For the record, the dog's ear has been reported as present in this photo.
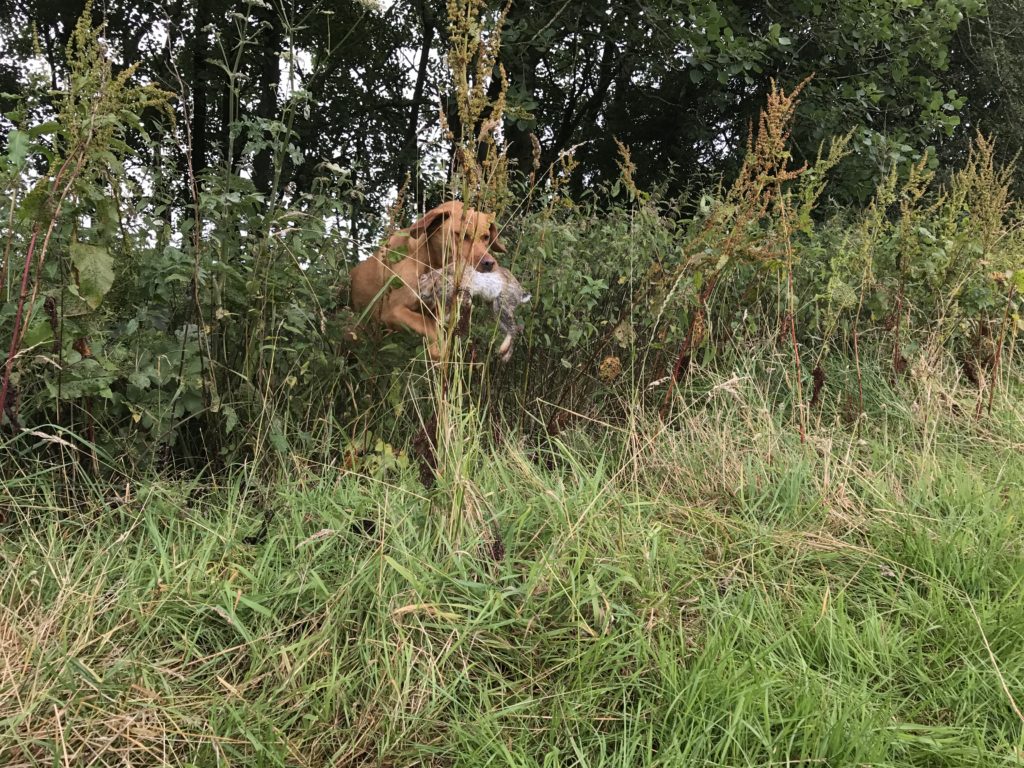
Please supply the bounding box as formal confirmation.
[409,206,451,239]
[488,221,507,253]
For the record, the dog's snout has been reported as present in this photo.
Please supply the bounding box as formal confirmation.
[478,258,495,273]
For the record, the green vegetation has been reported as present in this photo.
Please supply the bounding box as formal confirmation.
[3,4,1024,766]
[4,357,1024,766]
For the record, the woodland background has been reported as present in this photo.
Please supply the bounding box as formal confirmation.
[3,0,1023,219]
[2,3,1024,766]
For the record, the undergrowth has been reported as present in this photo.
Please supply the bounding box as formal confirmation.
[1,6,1022,471]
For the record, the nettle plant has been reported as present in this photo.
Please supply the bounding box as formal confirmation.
[0,9,174,455]
[829,134,1023,382]
[0,7,358,467]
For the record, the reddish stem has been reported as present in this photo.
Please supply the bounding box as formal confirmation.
[662,273,718,413]
[0,226,42,422]
[786,265,806,444]
[0,151,83,427]
[986,284,1016,416]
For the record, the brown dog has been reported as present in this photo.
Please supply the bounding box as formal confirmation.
[349,201,506,358]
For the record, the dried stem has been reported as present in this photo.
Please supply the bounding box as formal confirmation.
[986,284,1016,416]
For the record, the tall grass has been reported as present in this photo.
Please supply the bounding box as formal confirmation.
[3,356,1023,766]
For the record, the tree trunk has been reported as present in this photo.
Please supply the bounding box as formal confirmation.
[191,0,210,186]
[397,0,436,201]
[502,40,541,181]
[252,3,283,199]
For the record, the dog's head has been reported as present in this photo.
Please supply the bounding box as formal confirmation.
[409,201,506,273]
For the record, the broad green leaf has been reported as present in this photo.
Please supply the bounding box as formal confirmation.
[1013,270,1024,294]
[222,404,239,435]
[7,129,29,166]
[27,120,60,137]
[22,317,54,348]
[70,243,115,310]
[128,372,150,390]
[180,391,204,414]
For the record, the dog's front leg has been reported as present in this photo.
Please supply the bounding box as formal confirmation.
[451,289,473,341]
[381,303,441,357]
[426,291,472,360]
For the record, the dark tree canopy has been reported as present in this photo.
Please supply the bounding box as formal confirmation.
[0,0,1017,230]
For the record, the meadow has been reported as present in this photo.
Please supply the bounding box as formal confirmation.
[4,351,1024,766]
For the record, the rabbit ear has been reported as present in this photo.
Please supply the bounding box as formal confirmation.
[520,292,532,304]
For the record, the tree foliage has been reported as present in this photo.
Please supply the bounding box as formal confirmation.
[1,0,1016,217]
